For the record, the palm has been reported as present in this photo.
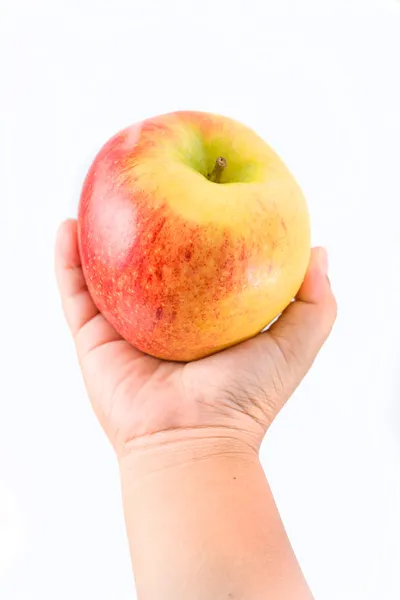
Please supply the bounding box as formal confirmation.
[56,220,336,454]
[78,326,283,453]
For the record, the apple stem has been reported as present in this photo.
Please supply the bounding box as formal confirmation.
[208,156,227,183]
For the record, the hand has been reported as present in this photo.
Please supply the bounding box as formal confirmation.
[55,219,336,458]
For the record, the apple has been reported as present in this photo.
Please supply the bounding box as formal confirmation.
[78,111,310,362]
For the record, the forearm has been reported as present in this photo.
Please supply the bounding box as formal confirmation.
[119,432,313,600]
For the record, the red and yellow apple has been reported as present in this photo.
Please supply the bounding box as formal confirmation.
[78,111,310,362]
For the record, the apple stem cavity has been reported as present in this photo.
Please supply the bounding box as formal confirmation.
[208,156,227,183]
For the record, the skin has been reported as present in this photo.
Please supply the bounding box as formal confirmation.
[55,219,337,599]
[78,111,310,361]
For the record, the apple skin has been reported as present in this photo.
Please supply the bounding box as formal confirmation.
[78,111,310,362]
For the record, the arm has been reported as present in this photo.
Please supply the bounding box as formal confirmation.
[55,221,335,600]
[119,433,313,600]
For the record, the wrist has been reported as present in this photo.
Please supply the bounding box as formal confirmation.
[118,426,259,481]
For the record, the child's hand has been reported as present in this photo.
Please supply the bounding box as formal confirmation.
[55,219,336,458]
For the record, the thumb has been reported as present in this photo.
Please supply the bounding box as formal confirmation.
[267,247,337,390]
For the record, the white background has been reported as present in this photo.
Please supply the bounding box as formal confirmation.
[1,0,400,598]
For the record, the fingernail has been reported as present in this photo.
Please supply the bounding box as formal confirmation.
[318,248,329,275]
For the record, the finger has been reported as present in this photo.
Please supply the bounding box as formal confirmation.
[54,219,122,354]
[267,247,337,382]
